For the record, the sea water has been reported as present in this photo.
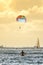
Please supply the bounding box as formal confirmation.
[0,48,43,65]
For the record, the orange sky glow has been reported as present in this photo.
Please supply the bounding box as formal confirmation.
[0,0,43,47]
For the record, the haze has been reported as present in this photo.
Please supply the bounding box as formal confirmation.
[0,0,43,47]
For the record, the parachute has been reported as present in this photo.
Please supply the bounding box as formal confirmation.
[16,15,26,22]
[16,15,26,29]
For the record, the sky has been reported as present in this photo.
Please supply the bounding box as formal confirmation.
[0,0,43,47]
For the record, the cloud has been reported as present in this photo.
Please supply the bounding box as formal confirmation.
[0,2,43,32]
[0,2,6,11]
[0,5,43,20]
[0,5,43,24]
[28,6,43,20]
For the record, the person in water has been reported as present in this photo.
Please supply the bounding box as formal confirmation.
[21,50,25,56]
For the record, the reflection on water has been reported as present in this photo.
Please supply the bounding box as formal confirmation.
[0,48,43,65]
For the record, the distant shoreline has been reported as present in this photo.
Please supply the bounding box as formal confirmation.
[0,47,43,54]
[0,46,43,49]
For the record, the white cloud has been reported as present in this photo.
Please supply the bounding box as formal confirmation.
[0,5,43,20]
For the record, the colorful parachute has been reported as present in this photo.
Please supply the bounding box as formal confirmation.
[16,15,26,22]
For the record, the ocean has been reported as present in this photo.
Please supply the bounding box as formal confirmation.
[0,47,43,65]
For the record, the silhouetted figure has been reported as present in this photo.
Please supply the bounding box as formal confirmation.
[19,26,21,29]
[21,50,25,56]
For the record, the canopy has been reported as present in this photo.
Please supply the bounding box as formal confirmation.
[16,15,26,22]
